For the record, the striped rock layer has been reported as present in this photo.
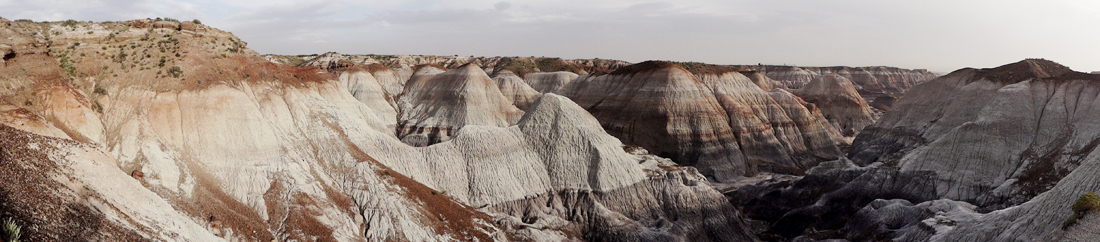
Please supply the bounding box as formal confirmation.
[556,61,843,181]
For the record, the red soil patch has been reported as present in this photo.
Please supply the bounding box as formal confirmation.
[378,164,501,241]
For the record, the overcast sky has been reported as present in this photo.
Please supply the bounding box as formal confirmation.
[2,0,1099,72]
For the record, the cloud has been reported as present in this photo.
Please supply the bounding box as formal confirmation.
[494,1,511,11]
[0,0,204,22]
[3,0,1100,72]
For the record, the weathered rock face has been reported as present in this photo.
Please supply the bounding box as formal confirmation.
[747,65,938,110]
[757,65,937,94]
[0,19,509,241]
[792,73,876,137]
[491,70,542,110]
[740,71,779,91]
[849,59,1091,206]
[556,61,843,181]
[700,71,844,175]
[366,93,761,241]
[524,71,580,93]
[0,125,223,241]
[0,44,12,64]
[843,59,1100,241]
[396,64,525,146]
[759,66,820,89]
[338,70,399,130]
[105,81,508,241]
[735,59,1100,241]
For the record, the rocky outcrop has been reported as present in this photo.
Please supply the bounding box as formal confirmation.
[700,71,844,175]
[764,66,819,89]
[367,93,761,241]
[556,61,843,181]
[1,19,509,241]
[740,71,779,91]
[848,59,1090,206]
[491,70,541,110]
[396,64,524,146]
[294,53,630,78]
[338,70,399,130]
[792,73,876,137]
[846,59,1100,241]
[332,62,407,95]
[744,65,938,110]
[394,64,446,111]
[756,65,937,94]
[524,71,580,93]
[735,59,1100,241]
[0,44,11,64]
[0,125,223,241]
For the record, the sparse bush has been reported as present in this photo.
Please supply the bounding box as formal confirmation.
[192,19,201,24]
[115,50,127,62]
[1074,192,1100,214]
[94,86,107,95]
[91,101,104,113]
[23,100,31,106]
[167,66,183,78]
[1064,192,1100,229]
[61,19,78,27]
[3,217,21,242]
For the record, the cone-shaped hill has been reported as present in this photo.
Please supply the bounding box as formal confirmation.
[396,64,524,146]
[369,93,761,241]
[793,73,876,137]
[491,70,542,110]
[556,61,844,181]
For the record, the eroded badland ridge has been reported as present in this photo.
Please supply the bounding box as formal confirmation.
[3,17,1095,242]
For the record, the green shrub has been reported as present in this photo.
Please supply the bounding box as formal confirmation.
[167,66,183,78]
[191,19,201,24]
[3,217,20,242]
[91,101,104,113]
[1064,192,1100,229]
[93,86,107,95]
[1073,192,1100,214]
[61,19,78,27]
